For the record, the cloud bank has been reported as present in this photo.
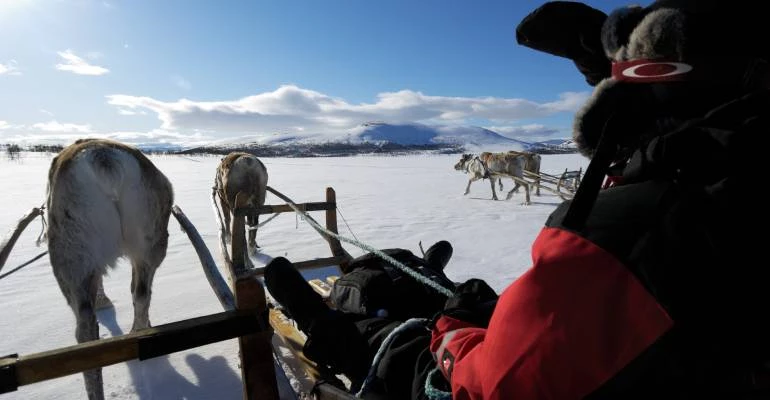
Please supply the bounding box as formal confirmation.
[107,85,588,138]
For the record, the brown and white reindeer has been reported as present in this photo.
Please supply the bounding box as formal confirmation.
[454,152,532,204]
[214,152,268,252]
[46,138,173,400]
[504,150,542,196]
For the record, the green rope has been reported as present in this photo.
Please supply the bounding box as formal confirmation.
[424,367,452,400]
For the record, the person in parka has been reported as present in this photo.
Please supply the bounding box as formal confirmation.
[264,0,770,399]
[430,0,770,398]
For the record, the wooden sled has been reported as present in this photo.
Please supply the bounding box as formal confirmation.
[1,186,360,400]
[217,186,366,399]
[523,168,582,200]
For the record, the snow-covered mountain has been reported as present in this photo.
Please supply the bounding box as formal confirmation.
[3,122,577,156]
[176,122,575,156]
[350,122,529,147]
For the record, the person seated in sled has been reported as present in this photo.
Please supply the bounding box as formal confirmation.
[265,240,472,399]
[267,0,770,398]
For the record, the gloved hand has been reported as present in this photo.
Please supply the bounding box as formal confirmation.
[441,278,498,328]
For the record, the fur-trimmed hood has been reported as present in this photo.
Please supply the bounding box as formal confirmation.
[517,0,770,157]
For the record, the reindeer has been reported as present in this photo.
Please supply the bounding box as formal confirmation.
[46,138,173,400]
[503,150,542,196]
[214,152,268,252]
[454,152,531,204]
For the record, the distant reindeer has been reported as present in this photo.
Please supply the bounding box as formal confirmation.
[46,138,173,400]
[503,150,542,196]
[214,152,268,252]
[454,152,531,204]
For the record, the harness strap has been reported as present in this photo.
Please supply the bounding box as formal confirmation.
[563,112,620,231]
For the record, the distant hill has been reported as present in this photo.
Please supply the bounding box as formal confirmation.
[176,122,577,157]
[3,122,578,156]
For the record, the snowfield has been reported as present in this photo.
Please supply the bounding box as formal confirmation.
[0,151,588,400]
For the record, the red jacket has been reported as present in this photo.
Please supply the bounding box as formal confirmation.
[430,227,672,399]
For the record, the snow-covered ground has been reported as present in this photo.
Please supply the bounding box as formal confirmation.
[0,151,588,399]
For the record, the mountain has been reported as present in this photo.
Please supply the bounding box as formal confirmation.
[175,122,578,157]
[3,123,578,156]
[350,122,528,148]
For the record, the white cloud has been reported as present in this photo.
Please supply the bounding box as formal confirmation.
[32,120,92,133]
[55,50,109,76]
[486,124,562,139]
[117,108,146,116]
[0,121,10,129]
[106,84,589,137]
[0,60,21,76]
[86,51,103,60]
[172,75,192,90]
[40,109,55,117]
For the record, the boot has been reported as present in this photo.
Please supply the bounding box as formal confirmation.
[264,257,327,332]
[423,240,453,271]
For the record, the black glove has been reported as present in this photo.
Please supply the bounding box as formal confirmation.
[442,279,498,328]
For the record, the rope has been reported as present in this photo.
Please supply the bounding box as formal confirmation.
[336,205,359,242]
[424,367,452,400]
[355,318,430,398]
[282,200,453,298]
[35,205,47,246]
[0,251,48,280]
[246,212,280,231]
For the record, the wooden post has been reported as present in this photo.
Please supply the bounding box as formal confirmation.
[229,211,279,400]
[324,188,351,273]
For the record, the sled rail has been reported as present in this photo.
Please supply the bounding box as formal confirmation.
[0,207,44,273]
[0,310,261,394]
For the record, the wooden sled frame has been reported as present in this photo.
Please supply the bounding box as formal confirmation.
[523,168,582,200]
[0,187,357,399]
[225,186,358,400]
[0,205,268,398]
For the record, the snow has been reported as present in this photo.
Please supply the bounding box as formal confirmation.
[0,151,588,399]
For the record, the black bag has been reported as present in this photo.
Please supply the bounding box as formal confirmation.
[330,249,452,320]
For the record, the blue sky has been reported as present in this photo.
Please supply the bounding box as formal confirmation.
[0,0,635,146]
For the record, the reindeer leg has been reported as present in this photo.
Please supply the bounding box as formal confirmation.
[464,179,473,195]
[247,214,259,252]
[490,178,499,201]
[130,259,158,332]
[74,274,105,400]
[50,244,105,400]
[498,179,503,191]
[222,202,232,243]
[521,183,531,205]
[505,180,519,200]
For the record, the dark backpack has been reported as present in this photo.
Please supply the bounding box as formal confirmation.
[329,249,453,320]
